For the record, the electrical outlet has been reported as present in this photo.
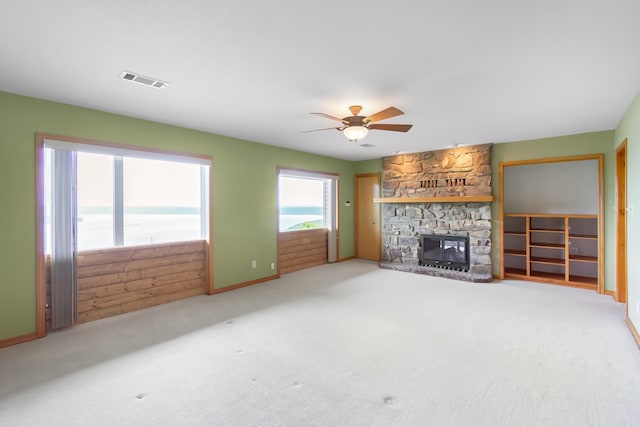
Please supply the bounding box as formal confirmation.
[270,262,275,270]
[251,260,256,269]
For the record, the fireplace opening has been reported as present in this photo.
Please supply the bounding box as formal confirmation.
[419,234,470,271]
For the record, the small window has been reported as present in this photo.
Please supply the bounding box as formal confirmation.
[277,168,339,262]
[278,175,327,232]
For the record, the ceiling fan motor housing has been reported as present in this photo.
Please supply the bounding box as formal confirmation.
[345,116,367,127]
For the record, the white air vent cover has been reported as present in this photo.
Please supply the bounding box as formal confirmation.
[120,71,168,89]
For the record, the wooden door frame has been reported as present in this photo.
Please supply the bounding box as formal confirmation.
[355,173,381,261]
[615,139,628,304]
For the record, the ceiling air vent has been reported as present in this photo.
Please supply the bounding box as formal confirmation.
[120,71,168,89]
[360,143,376,148]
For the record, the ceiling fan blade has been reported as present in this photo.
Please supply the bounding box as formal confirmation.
[364,106,404,123]
[301,127,342,133]
[368,123,413,132]
[310,112,346,123]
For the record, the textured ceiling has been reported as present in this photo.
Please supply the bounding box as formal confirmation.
[1,0,639,160]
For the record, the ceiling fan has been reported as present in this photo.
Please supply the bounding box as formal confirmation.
[303,105,413,142]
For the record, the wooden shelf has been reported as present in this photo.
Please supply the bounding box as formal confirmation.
[530,228,564,233]
[530,242,564,249]
[530,271,566,282]
[501,213,600,289]
[505,268,527,277]
[569,255,598,263]
[569,275,598,286]
[530,256,565,266]
[374,195,495,204]
[569,234,597,240]
[504,249,526,256]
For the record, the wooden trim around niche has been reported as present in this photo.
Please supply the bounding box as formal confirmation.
[499,153,603,168]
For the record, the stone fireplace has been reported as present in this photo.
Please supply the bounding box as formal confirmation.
[377,144,493,282]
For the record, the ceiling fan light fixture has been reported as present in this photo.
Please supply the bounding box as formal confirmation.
[343,125,368,142]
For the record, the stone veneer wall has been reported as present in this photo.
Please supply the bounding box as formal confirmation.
[382,202,492,276]
[380,144,493,278]
[382,144,492,198]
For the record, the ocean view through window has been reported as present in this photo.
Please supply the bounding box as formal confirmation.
[44,141,210,253]
[278,176,326,231]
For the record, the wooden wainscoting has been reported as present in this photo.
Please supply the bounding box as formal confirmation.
[75,241,207,324]
[278,228,328,275]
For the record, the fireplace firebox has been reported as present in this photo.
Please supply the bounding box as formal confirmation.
[420,234,470,271]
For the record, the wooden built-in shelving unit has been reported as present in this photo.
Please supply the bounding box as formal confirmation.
[502,213,599,289]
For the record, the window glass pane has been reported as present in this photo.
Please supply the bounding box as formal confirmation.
[278,176,325,231]
[77,152,114,250]
[123,157,201,245]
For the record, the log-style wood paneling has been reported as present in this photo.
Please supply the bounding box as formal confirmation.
[46,241,208,327]
[76,241,207,323]
[278,228,328,275]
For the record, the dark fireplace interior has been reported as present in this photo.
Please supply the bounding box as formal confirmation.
[420,234,470,271]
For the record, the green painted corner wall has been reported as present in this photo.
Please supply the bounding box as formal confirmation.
[490,131,615,288]
[614,90,640,333]
[354,158,383,174]
[0,91,356,340]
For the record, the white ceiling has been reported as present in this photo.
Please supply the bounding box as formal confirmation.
[1,1,639,161]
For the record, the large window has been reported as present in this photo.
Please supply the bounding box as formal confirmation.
[44,140,210,252]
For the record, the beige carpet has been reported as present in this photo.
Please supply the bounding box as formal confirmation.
[1,260,639,426]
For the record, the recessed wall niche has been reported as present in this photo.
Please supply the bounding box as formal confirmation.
[499,154,604,292]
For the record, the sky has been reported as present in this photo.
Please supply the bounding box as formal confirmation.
[77,153,201,207]
[73,152,324,208]
[278,176,324,207]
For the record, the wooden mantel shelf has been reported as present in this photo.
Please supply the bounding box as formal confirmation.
[373,195,495,204]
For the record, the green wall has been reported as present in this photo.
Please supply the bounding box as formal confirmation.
[614,90,640,333]
[354,158,383,174]
[491,132,615,287]
[0,91,356,340]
